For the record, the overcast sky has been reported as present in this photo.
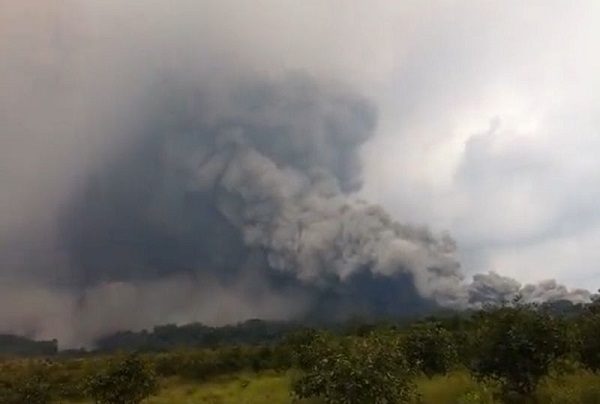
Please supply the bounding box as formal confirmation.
[2,0,600,293]
[358,1,600,290]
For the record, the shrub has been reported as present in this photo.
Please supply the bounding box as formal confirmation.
[85,355,157,404]
[416,371,498,404]
[0,367,52,404]
[292,332,416,404]
[287,329,330,371]
[575,309,600,372]
[537,369,600,404]
[401,322,458,377]
[470,305,569,398]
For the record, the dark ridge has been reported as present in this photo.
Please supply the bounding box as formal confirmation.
[0,334,58,357]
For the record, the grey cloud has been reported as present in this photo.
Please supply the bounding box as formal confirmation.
[468,272,591,307]
[0,1,594,346]
[53,75,464,345]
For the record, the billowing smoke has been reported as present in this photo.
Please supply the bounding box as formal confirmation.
[0,1,591,347]
[53,75,465,342]
[468,272,591,306]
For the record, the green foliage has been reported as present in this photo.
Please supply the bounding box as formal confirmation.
[145,371,299,404]
[0,365,52,404]
[401,322,458,377]
[416,371,498,404]
[292,332,416,404]
[285,329,327,371]
[455,390,497,404]
[95,319,301,352]
[575,308,600,372]
[537,369,600,404]
[3,304,600,403]
[153,344,289,381]
[85,355,158,404]
[0,335,57,357]
[469,305,570,398]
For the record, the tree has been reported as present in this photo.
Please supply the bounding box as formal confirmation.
[292,332,416,404]
[285,328,325,370]
[470,305,569,398]
[401,322,458,377]
[85,355,157,404]
[575,304,600,371]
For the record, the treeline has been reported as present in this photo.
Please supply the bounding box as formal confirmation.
[0,342,297,403]
[0,335,57,358]
[0,300,586,357]
[2,300,600,402]
[95,319,304,352]
[0,319,304,357]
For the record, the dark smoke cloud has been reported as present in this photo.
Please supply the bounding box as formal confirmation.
[0,1,591,347]
[56,75,461,338]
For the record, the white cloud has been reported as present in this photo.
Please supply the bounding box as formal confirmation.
[361,0,600,289]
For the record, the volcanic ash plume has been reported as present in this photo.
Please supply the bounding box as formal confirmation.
[1,74,591,346]
[0,3,591,346]
[58,77,465,339]
[468,272,591,306]
[62,74,590,342]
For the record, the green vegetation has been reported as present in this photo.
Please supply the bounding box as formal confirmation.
[2,301,600,403]
[575,304,600,372]
[0,335,57,357]
[401,322,458,377]
[537,369,600,404]
[292,332,416,403]
[95,320,303,352]
[84,355,157,404]
[0,368,52,404]
[470,305,570,398]
[147,372,297,404]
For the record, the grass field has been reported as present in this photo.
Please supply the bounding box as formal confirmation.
[143,370,600,404]
[146,371,298,404]
[63,368,600,403]
[141,370,496,404]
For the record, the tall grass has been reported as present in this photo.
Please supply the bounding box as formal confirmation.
[416,371,497,404]
[145,369,600,404]
[144,370,495,403]
[537,370,600,404]
[146,371,309,404]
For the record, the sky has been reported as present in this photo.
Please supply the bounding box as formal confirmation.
[1,0,600,344]
[357,1,600,290]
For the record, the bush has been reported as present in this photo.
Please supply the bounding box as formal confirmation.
[537,369,600,404]
[292,332,416,404]
[0,367,52,404]
[470,305,569,398]
[575,309,600,372]
[85,355,157,404]
[286,329,329,371]
[401,322,458,377]
[416,371,498,404]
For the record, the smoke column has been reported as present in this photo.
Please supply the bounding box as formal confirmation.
[0,1,590,347]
